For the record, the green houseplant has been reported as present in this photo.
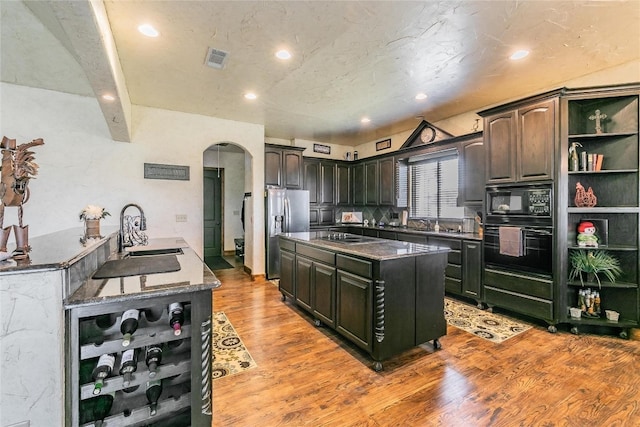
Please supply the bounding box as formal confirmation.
[569,250,623,288]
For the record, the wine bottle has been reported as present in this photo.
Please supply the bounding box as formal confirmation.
[120,309,140,346]
[146,379,163,416]
[92,392,115,427]
[168,302,184,336]
[92,353,115,395]
[145,344,163,378]
[119,348,138,389]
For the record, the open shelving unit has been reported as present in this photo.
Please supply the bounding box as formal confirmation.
[559,84,640,338]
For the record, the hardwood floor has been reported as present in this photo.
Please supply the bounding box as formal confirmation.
[210,263,640,426]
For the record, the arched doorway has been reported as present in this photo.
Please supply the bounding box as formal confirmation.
[203,143,247,270]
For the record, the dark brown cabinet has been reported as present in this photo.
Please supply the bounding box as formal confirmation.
[482,96,558,184]
[352,163,365,205]
[265,144,305,189]
[462,240,482,298]
[303,159,335,205]
[336,163,351,205]
[280,249,296,300]
[365,161,379,205]
[378,157,395,206]
[459,133,485,205]
[336,270,372,350]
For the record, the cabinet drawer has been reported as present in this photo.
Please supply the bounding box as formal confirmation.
[445,277,462,294]
[396,233,427,244]
[429,237,462,250]
[280,239,296,252]
[336,254,373,279]
[297,244,335,265]
[484,268,553,300]
[446,264,462,280]
[448,249,461,265]
[378,230,397,240]
[484,286,554,321]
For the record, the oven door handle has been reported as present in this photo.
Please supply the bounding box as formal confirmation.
[523,228,553,236]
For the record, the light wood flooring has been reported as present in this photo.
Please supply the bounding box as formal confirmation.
[210,260,640,426]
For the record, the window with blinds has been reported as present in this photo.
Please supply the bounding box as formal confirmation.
[408,149,463,219]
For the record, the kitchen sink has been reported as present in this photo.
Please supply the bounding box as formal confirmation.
[126,247,184,257]
[318,233,378,244]
[92,255,181,279]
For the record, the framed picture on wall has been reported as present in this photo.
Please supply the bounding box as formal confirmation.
[313,144,331,154]
[376,139,391,151]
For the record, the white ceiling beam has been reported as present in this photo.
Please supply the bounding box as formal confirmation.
[26,0,132,142]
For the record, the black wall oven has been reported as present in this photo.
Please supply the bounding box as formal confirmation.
[484,184,553,278]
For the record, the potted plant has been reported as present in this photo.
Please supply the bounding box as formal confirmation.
[79,205,110,239]
[569,249,622,288]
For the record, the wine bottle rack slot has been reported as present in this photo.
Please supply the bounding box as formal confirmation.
[81,392,191,427]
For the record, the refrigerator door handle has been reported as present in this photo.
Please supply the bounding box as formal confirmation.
[283,196,290,232]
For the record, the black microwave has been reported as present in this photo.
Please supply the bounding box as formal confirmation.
[486,185,552,218]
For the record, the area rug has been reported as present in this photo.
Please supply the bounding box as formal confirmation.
[205,256,234,270]
[212,312,257,380]
[444,297,532,343]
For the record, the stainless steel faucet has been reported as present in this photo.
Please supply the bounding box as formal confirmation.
[119,203,147,252]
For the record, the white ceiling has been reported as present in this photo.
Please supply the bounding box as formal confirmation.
[2,1,639,145]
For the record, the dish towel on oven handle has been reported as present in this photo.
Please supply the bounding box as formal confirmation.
[499,226,524,257]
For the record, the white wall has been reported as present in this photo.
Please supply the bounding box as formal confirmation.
[203,148,246,252]
[0,82,266,274]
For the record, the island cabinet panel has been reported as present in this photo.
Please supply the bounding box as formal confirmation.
[336,270,373,351]
[279,235,448,370]
[280,249,296,300]
[295,256,314,311]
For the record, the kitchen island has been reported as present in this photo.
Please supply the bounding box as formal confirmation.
[279,231,449,371]
[0,228,220,427]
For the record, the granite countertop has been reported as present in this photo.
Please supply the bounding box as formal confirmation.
[0,226,119,274]
[281,231,450,261]
[66,241,221,309]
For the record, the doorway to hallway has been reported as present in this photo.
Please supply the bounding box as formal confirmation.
[203,168,233,270]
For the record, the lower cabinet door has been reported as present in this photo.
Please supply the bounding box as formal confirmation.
[336,270,373,352]
[279,250,296,299]
[312,262,336,327]
[462,240,482,298]
[295,256,313,311]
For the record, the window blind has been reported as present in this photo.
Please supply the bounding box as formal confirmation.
[409,150,461,219]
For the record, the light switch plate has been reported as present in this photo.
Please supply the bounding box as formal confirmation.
[176,214,187,222]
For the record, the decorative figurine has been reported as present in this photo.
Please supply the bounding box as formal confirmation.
[574,182,597,207]
[577,221,599,248]
[588,109,607,134]
[0,136,44,259]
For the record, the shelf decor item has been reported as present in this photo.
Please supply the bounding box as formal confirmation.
[79,205,110,239]
[588,109,607,134]
[574,182,597,207]
[569,249,622,288]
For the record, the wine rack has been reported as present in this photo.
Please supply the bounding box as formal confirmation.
[65,291,212,426]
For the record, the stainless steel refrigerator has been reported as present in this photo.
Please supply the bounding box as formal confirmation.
[266,188,310,279]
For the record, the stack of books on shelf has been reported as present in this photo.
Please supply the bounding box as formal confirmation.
[580,152,604,171]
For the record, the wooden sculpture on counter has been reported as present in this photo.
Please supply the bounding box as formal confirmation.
[0,136,44,259]
[574,182,597,208]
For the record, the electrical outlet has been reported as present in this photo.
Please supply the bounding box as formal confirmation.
[176,214,187,222]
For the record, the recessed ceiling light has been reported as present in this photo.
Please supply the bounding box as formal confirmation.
[102,94,115,101]
[415,93,427,100]
[510,49,529,60]
[275,49,292,60]
[361,117,371,124]
[244,92,257,100]
[138,24,159,37]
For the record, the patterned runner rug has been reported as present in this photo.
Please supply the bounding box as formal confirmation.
[444,297,532,343]
[212,312,257,380]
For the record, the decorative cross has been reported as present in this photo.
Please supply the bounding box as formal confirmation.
[588,109,607,134]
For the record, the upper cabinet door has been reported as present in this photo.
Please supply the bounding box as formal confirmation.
[265,148,283,187]
[378,157,395,206]
[485,111,517,184]
[283,150,303,189]
[336,164,351,206]
[365,161,379,205]
[460,138,485,205]
[303,160,320,204]
[320,162,336,205]
[517,99,556,182]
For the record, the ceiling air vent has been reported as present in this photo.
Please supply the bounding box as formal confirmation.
[205,47,229,69]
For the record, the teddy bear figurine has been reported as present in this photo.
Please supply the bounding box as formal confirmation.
[577,221,599,248]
